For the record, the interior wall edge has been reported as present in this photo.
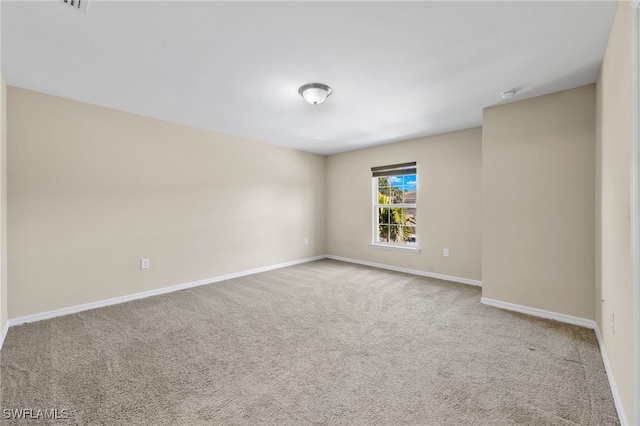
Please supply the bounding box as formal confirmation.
[5,255,327,329]
[325,254,482,287]
[595,323,630,426]
[480,297,596,329]
[0,321,8,353]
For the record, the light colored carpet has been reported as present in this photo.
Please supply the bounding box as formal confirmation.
[1,259,619,425]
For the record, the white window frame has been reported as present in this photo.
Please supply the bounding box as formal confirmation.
[370,164,420,253]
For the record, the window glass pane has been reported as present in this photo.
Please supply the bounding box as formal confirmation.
[403,174,417,190]
[391,189,403,204]
[406,226,416,243]
[390,225,400,242]
[405,208,416,224]
[382,175,401,204]
[393,207,408,224]
[398,226,412,243]
[378,225,390,242]
[404,190,416,204]
[378,188,392,204]
[378,177,390,187]
[388,175,403,188]
[378,208,389,224]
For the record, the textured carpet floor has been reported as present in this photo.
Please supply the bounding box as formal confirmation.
[1,259,620,425]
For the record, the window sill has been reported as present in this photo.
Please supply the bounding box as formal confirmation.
[369,243,421,253]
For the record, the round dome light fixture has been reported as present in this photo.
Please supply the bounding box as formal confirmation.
[299,83,332,105]
[501,90,517,100]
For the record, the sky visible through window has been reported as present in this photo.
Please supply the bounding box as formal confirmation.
[388,175,417,192]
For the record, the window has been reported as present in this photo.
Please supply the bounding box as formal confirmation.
[372,162,417,248]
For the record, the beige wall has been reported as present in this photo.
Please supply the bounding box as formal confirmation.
[482,85,596,320]
[7,87,326,319]
[1,76,7,334]
[596,1,634,422]
[326,128,482,281]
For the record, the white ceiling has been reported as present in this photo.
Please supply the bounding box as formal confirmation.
[1,1,617,155]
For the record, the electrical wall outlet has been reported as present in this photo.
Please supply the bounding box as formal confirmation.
[304,237,308,245]
[443,248,449,257]
[141,258,150,269]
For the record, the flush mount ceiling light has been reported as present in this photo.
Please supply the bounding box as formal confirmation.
[299,83,332,105]
[501,90,517,100]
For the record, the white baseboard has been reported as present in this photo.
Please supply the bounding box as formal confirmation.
[325,254,482,287]
[480,297,628,425]
[594,324,629,426]
[7,255,327,328]
[480,297,595,329]
[0,320,8,353]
